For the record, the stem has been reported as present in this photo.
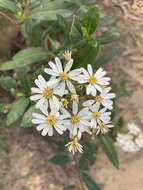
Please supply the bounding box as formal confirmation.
[74,155,86,190]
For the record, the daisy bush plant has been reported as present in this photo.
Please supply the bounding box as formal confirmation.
[30,52,116,155]
[0,1,120,189]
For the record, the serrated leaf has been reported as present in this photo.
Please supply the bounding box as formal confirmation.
[50,154,69,166]
[80,172,101,190]
[0,0,18,13]
[82,7,99,35]
[0,76,16,91]
[6,97,29,126]
[0,47,49,71]
[95,48,117,67]
[100,135,119,169]
[21,105,36,128]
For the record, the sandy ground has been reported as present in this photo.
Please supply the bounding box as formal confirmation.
[0,0,143,190]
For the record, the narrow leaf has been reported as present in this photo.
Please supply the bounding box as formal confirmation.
[82,7,99,35]
[50,154,69,166]
[21,105,36,128]
[63,185,76,190]
[0,76,16,91]
[95,48,117,67]
[0,47,49,71]
[80,172,101,190]
[74,41,99,68]
[6,97,29,126]
[100,135,119,168]
[0,0,18,13]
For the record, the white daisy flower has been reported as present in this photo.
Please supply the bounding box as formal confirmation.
[61,101,91,139]
[127,123,142,136]
[83,87,116,110]
[44,57,83,96]
[96,120,114,135]
[89,102,111,128]
[79,64,111,96]
[30,75,61,111]
[65,137,83,154]
[32,106,68,137]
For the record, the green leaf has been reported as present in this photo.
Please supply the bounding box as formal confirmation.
[30,9,72,22]
[63,185,76,190]
[21,105,36,128]
[0,0,18,13]
[16,67,32,93]
[56,14,70,35]
[79,140,97,171]
[100,135,119,169]
[80,172,101,190]
[0,47,49,71]
[82,7,99,35]
[95,48,117,67]
[97,29,120,44]
[50,154,69,166]
[6,97,29,126]
[0,76,16,91]
[99,15,116,26]
[73,41,99,68]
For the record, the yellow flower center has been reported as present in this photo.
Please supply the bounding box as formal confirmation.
[95,95,102,103]
[88,75,97,84]
[59,72,69,80]
[43,88,53,98]
[45,115,57,126]
[92,111,100,118]
[70,115,80,125]
[98,123,105,129]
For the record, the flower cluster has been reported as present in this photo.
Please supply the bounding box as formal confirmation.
[116,123,143,153]
[30,50,115,154]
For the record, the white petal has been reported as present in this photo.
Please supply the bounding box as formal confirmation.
[64,59,73,72]
[78,108,89,117]
[55,57,63,72]
[54,81,66,96]
[31,87,42,94]
[83,100,95,107]
[32,113,45,120]
[48,61,58,72]
[36,124,45,131]
[55,125,63,135]
[32,119,43,124]
[44,68,59,76]
[92,102,100,112]
[94,84,102,92]
[95,68,106,78]
[66,80,76,93]
[81,68,89,78]
[35,79,43,90]
[72,101,78,115]
[86,84,92,95]
[87,64,93,75]
[38,75,47,87]
[48,127,53,136]
[69,68,82,76]
[36,97,46,108]
[49,96,60,112]
[30,94,42,101]
[42,127,49,136]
